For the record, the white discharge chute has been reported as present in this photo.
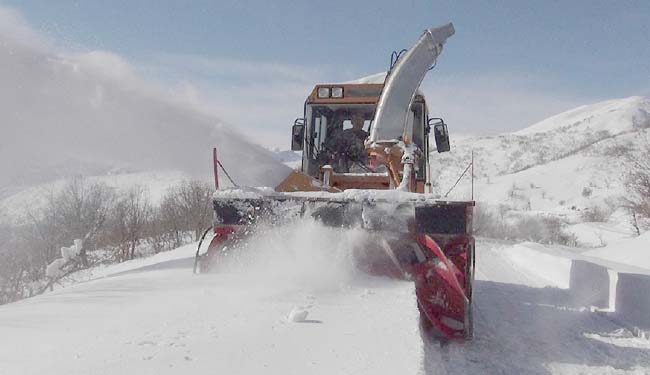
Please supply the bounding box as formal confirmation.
[369,23,455,145]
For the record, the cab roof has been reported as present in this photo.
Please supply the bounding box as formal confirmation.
[307,83,425,105]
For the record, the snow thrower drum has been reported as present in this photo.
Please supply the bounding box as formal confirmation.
[197,194,475,341]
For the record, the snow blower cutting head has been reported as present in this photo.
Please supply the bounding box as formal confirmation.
[196,23,476,341]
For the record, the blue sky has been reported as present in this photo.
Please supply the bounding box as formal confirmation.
[3,0,649,147]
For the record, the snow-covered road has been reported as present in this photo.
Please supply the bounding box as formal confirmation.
[0,239,648,374]
[424,242,650,374]
[0,263,423,374]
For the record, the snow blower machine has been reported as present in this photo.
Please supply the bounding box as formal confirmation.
[194,23,475,340]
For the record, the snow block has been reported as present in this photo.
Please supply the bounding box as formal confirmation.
[616,273,650,329]
[569,260,610,309]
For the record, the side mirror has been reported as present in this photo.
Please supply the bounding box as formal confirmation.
[428,118,450,153]
[291,118,305,151]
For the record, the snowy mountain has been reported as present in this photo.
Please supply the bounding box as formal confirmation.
[432,96,650,217]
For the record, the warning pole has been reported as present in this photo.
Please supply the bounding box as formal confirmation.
[213,147,219,190]
[471,149,474,201]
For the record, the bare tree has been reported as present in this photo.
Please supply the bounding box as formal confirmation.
[109,186,151,261]
[625,134,650,231]
[0,219,47,303]
[0,178,216,305]
[156,192,186,249]
[42,178,116,266]
[171,180,214,241]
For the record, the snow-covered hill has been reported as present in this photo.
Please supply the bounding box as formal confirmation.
[0,170,190,219]
[433,96,650,219]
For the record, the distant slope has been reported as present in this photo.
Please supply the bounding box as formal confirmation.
[0,170,190,218]
[0,29,290,198]
[432,96,650,215]
[515,96,650,136]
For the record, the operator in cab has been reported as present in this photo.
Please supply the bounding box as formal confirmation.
[324,112,369,172]
[344,113,369,142]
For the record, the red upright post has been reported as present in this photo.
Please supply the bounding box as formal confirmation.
[213,147,219,190]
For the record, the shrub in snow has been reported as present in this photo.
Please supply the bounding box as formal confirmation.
[581,205,611,222]
[473,204,578,246]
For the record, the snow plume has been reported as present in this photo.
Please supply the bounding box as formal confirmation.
[0,5,291,194]
[219,219,369,293]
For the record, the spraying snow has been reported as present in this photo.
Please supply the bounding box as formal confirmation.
[0,7,291,194]
[211,219,368,293]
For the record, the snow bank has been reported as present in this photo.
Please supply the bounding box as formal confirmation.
[499,243,572,288]
[583,233,650,328]
[616,273,650,329]
[505,236,650,329]
[569,260,611,309]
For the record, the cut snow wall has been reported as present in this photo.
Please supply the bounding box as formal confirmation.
[568,260,610,309]
[615,273,650,329]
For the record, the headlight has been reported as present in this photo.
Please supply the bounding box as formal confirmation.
[331,87,343,98]
[317,87,330,98]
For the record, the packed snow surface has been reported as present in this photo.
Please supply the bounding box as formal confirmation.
[1,229,649,374]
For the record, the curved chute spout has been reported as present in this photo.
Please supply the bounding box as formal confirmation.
[368,23,455,145]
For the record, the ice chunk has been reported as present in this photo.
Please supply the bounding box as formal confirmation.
[287,306,309,323]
